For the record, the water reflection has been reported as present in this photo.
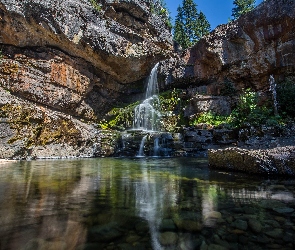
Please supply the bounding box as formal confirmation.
[0,158,294,249]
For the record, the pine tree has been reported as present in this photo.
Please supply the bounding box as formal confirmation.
[232,0,256,20]
[196,11,211,38]
[182,0,199,45]
[173,6,190,49]
[173,0,210,49]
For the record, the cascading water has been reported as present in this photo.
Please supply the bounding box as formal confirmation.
[269,75,278,116]
[133,63,161,131]
[133,63,163,157]
[137,135,147,157]
[153,137,160,157]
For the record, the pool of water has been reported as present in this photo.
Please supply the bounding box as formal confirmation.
[0,157,294,250]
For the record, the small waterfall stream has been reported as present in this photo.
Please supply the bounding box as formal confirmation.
[133,63,163,157]
[269,75,278,116]
[137,135,147,157]
[133,63,161,132]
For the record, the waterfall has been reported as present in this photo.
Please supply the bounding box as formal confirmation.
[269,75,278,116]
[153,137,159,157]
[137,135,147,157]
[133,63,161,131]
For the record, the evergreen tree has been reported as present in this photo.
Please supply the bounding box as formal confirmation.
[196,11,211,38]
[231,0,256,20]
[182,0,199,44]
[173,6,190,49]
[173,0,210,49]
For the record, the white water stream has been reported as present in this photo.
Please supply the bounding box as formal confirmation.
[133,63,161,132]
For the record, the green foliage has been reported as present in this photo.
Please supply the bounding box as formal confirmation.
[159,89,187,132]
[232,0,256,20]
[0,50,3,61]
[189,111,229,127]
[277,77,295,118]
[89,0,102,12]
[189,89,283,128]
[196,11,211,39]
[99,102,139,131]
[173,0,211,49]
[150,0,173,29]
[98,89,188,132]
[228,89,273,127]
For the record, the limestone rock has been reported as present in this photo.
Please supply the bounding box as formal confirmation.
[0,0,172,120]
[0,0,172,159]
[208,146,295,176]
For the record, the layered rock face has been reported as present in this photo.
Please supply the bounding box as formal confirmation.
[0,0,172,159]
[159,0,295,116]
[0,0,172,119]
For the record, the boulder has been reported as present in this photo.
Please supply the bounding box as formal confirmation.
[208,146,295,175]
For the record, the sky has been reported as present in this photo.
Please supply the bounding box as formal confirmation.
[165,0,263,30]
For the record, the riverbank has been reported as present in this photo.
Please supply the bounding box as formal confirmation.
[0,159,18,164]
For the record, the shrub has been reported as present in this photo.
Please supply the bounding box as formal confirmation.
[228,89,273,127]
[189,111,229,128]
[98,102,139,131]
[89,0,102,12]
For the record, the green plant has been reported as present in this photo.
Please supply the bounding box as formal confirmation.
[189,111,229,127]
[159,89,187,131]
[173,0,211,49]
[188,89,283,129]
[98,102,139,131]
[0,50,3,61]
[228,89,272,127]
[150,0,172,29]
[89,0,102,12]
[232,0,256,20]
[277,77,295,118]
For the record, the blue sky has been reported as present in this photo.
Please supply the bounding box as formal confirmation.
[165,0,263,30]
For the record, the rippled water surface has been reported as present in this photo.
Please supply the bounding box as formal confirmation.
[0,157,294,250]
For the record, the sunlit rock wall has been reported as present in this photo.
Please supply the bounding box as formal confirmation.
[0,0,172,159]
[159,0,295,115]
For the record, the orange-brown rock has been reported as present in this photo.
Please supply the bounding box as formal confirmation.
[159,0,295,94]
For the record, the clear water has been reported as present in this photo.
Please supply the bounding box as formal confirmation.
[0,158,294,250]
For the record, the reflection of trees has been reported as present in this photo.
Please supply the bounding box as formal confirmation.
[0,160,86,250]
[0,158,294,249]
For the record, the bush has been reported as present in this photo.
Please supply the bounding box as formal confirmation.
[228,89,272,127]
[189,111,229,128]
[89,0,101,12]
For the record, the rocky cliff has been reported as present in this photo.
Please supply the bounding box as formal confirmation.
[159,0,295,116]
[0,0,172,159]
